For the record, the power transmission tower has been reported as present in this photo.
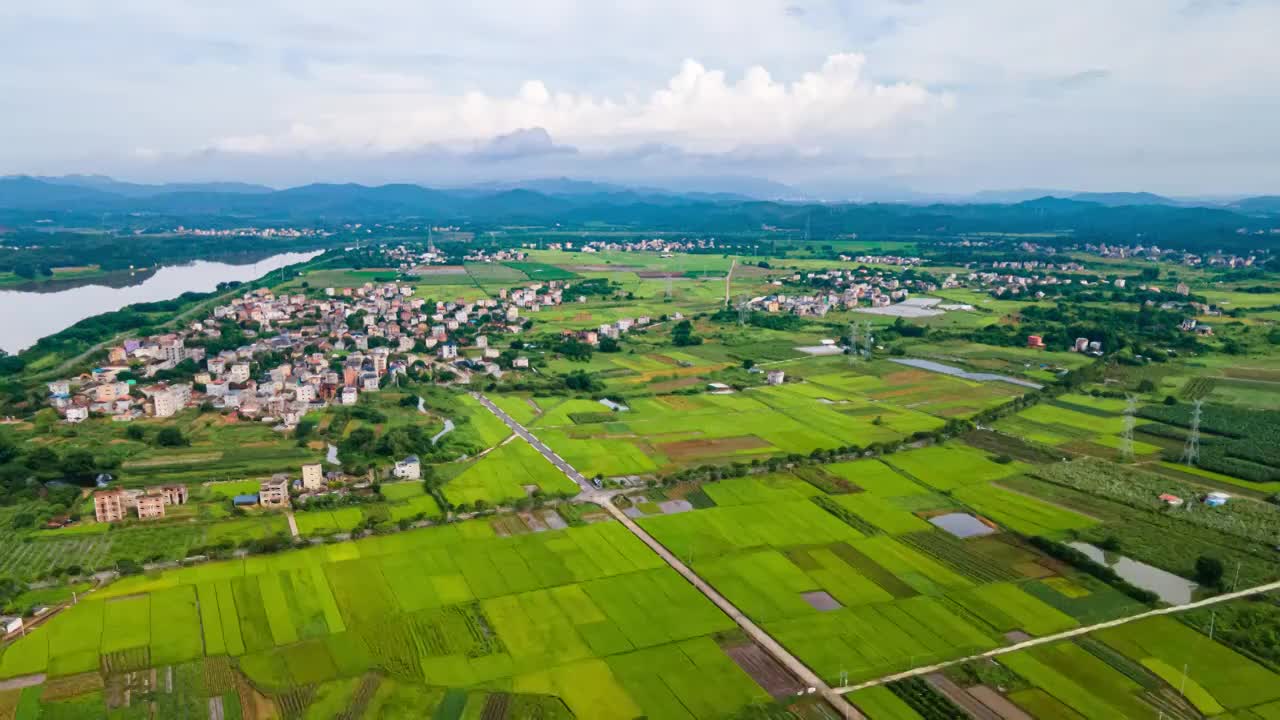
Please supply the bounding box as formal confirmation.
[1181,399,1203,466]
[847,322,860,364]
[665,272,673,300]
[1120,395,1136,462]
[862,321,874,358]
[737,296,750,326]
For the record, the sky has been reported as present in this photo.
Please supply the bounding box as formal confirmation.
[2,0,1279,198]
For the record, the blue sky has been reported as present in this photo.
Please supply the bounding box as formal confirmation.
[2,1,1278,196]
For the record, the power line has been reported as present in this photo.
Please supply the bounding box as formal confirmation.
[1121,394,1136,462]
[1181,399,1203,467]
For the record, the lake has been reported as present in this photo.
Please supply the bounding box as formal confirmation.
[0,251,322,354]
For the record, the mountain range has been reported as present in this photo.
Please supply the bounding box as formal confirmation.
[0,176,1277,253]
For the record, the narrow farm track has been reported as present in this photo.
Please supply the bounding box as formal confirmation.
[833,577,1280,695]
[472,393,864,719]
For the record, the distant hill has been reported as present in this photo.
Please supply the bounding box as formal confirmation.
[1069,191,1183,207]
[0,176,1272,253]
[24,174,274,197]
[1230,196,1280,214]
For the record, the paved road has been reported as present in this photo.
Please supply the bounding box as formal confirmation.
[833,576,1280,694]
[471,393,599,496]
[472,393,863,718]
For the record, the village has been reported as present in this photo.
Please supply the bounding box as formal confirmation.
[43,276,658,428]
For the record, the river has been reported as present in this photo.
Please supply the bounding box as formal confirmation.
[0,251,322,354]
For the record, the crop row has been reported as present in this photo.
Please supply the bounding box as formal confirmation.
[897,531,1020,584]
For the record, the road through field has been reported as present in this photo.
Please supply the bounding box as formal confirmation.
[832,576,1280,695]
[471,392,864,718]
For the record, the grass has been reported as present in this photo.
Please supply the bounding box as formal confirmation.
[1098,616,1280,709]
[824,460,930,496]
[700,474,820,506]
[0,512,774,717]
[885,444,1025,491]
[294,508,364,536]
[444,437,579,506]
[830,494,933,535]
[948,582,1078,636]
[998,641,1153,720]
[951,482,1099,537]
[639,499,864,560]
[849,685,925,720]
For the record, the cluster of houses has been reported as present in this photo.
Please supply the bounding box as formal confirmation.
[46,278,586,426]
[746,270,929,316]
[1084,242,1263,269]
[966,270,1196,301]
[88,455,426,524]
[846,254,924,266]
[170,226,329,239]
[542,237,726,254]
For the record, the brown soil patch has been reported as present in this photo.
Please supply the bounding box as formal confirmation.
[572,312,591,321]
[660,435,768,460]
[636,270,689,278]
[630,364,725,384]
[1222,367,1280,382]
[412,265,467,276]
[656,395,708,411]
[566,264,642,272]
[723,642,804,700]
[648,377,704,393]
[880,369,935,385]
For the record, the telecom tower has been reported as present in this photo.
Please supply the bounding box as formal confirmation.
[1120,395,1136,462]
[1181,399,1203,466]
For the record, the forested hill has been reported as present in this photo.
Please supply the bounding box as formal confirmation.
[2,176,1278,251]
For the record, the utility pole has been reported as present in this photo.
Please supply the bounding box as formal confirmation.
[1121,394,1136,462]
[1182,399,1203,466]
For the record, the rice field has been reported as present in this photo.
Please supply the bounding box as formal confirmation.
[0,515,779,720]
[884,444,1026,491]
[444,437,580,506]
[951,482,1099,537]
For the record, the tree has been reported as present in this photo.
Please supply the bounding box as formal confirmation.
[598,337,621,353]
[1195,555,1225,587]
[154,427,189,447]
[60,450,98,484]
[124,424,147,441]
[741,359,755,370]
[555,338,594,362]
[672,320,702,347]
[1137,379,1156,393]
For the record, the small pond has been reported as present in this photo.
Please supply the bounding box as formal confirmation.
[1069,542,1199,604]
[929,512,998,538]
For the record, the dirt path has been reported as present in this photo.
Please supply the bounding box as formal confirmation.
[0,673,45,691]
[285,512,299,538]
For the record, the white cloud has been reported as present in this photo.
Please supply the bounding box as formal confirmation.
[210,53,951,156]
[3,1,1280,193]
